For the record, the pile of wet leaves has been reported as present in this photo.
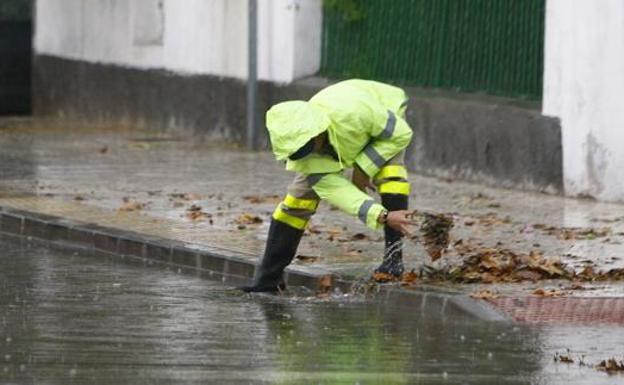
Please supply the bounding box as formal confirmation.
[423,248,573,283]
[409,211,455,261]
[422,245,624,284]
[554,351,624,375]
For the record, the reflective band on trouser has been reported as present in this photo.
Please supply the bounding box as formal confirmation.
[272,206,308,230]
[363,145,386,168]
[378,110,396,139]
[379,181,410,195]
[374,165,408,181]
[358,200,375,224]
[283,194,319,211]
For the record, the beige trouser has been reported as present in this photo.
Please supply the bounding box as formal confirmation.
[272,151,409,230]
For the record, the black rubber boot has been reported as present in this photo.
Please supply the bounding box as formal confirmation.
[375,194,409,277]
[240,219,304,293]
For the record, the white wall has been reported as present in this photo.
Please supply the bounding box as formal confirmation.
[543,0,624,202]
[34,0,322,83]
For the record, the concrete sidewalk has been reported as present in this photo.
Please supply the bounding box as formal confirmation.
[2,118,624,323]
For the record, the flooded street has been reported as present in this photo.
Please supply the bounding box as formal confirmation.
[0,234,623,384]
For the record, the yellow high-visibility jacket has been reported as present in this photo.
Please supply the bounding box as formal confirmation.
[266,79,413,230]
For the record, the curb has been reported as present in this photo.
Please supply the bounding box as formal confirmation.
[0,205,508,322]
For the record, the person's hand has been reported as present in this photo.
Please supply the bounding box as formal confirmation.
[352,165,375,192]
[383,210,413,235]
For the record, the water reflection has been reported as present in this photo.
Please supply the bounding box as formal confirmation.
[1,234,622,384]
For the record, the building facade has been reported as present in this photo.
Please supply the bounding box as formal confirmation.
[31,0,624,202]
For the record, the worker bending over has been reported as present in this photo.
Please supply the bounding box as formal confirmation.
[242,79,413,293]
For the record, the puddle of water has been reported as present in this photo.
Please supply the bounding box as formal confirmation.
[1,234,623,384]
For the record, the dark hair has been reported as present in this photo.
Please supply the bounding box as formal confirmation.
[288,138,315,160]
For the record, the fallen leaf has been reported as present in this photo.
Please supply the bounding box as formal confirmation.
[373,272,399,283]
[596,358,624,373]
[306,225,323,234]
[318,275,332,293]
[400,270,418,286]
[243,195,281,204]
[350,233,369,241]
[185,204,211,221]
[295,254,319,263]
[554,353,575,364]
[533,288,565,297]
[234,213,263,225]
[118,200,145,212]
[169,192,202,201]
[476,212,512,226]
[470,289,499,300]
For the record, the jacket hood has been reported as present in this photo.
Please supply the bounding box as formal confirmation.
[266,101,330,161]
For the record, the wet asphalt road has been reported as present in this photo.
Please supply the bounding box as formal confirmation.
[1,234,624,384]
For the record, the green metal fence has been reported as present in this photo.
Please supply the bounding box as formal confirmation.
[320,0,545,100]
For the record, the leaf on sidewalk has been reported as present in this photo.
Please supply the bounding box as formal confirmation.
[400,270,419,286]
[234,213,263,225]
[243,194,281,204]
[596,358,624,373]
[185,204,211,221]
[169,192,201,201]
[373,272,399,283]
[532,288,566,297]
[295,254,320,263]
[470,289,499,300]
[554,352,575,364]
[118,198,145,212]
[318,275,333,294]
[350,233,370,241]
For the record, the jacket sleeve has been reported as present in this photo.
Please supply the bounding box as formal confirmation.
[354,110,413,178]
[307,173,385,230]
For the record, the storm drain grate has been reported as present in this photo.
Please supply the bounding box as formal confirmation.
[488,297,624,324]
